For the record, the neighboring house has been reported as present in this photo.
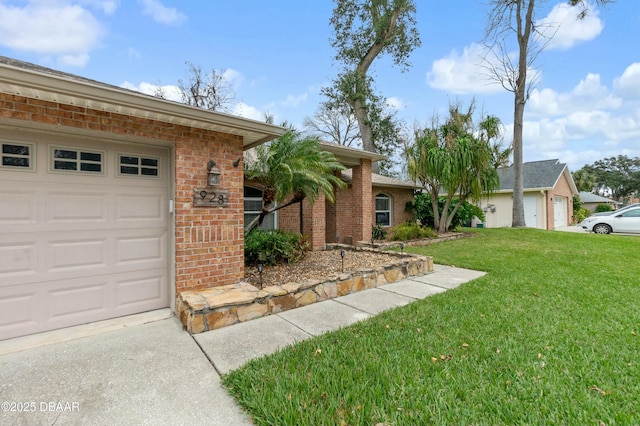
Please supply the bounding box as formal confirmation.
[579,191,621,212]
[245,142,417,249]
[480,159,578,229]
[0,56,285,340]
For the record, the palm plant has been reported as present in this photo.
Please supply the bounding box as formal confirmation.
[244,127,346,235]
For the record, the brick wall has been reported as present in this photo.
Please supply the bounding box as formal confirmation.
[0,93,245,294]
[371,186,415,228]
[351,160,373,242]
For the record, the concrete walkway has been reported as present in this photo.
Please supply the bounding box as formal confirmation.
[0,265,485,426]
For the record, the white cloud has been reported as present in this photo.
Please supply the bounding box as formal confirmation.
[0,0,106,66]
[386,97,405,110]
[528,73,621,117]
[138,0,186,25]
[281,93,308,108]
[613,63,640,99]
[120,81,182,102]
[536,1,603,50]
[233,102,264,121]
[426,43,503,95]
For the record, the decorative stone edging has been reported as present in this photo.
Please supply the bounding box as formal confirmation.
[176,249,433,334]
[357,232,467,250]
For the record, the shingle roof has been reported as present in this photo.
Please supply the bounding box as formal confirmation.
[497,159,567,191]
[579,191,620,204]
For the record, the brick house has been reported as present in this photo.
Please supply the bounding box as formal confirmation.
[479,159,578,229]
[246,141,418,250]
[0,57,418,341]
[0,56,285,340]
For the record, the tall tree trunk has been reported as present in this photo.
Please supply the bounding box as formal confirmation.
[511,97,526,227]
[511,0,534,228]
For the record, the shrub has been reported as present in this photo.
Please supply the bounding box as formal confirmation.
[573,207,590,224]
[372,224,388,240]
[595,203,613,213]
[389,221,437,241]
[410,193,485,231]
[244,229,309,266]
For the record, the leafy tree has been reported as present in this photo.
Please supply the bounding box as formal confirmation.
[483,0,613,228]
[319,83,407,176]
[244,126,346,234]
[327,0,421,172]
[410,193,485,231]
[572,169,596,192]
[406,103,500,233]
[582,155,640,201]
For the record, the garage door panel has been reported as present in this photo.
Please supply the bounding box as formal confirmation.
[0,291,37,329]
[46,192,109,223]
[48,282,110,319]
[115,232,167,265]
[47,238,108,272]
[0,190,37,225]
[0,242,38,282]
[116,271,167,308]
[116,193,166,222]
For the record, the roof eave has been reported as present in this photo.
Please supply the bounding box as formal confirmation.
[0,61,286,148]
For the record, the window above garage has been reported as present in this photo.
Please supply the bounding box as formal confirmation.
[1,142,33,170]
[50,146,104,174]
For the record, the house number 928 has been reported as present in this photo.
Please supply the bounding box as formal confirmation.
[199,190,226,205]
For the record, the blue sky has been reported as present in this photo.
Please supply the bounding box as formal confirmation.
[1,0,639,173]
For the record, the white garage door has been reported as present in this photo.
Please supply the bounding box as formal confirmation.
[0,134,170,340]
[554,196,567,229]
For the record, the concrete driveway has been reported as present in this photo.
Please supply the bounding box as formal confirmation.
[0,315,252,426]
[1,265,485,425]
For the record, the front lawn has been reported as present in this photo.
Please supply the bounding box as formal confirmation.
[223,228,640,425]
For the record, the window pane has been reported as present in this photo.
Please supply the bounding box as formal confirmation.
[81,163,102,172]
[376,197,390,210]
[244,187,263,197]
[2,157,29,167]
[54,149,77,159]
[55,160,77,170]
[376,212,390,226]
[120,156,139,165]
[120,166,139,175]
[2,144,29,155]
[141,158,158,167]
[141,167,158,176]
[80,152,101,162]
[244,199,263,211]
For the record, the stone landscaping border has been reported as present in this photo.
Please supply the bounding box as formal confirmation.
[176,248,433,334]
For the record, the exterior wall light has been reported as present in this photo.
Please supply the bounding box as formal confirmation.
[207,160,220,186]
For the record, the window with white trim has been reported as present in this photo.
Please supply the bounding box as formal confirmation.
[118,154,159,177]
[244,186,277,230]
[375,193,392,227]
[51,147,103,173]
[1,143,32,169]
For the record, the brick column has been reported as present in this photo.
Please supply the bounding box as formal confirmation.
[302,193,326,250]
[351,159,372,243]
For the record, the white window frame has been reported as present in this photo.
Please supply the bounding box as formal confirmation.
[49,145,105,175]
[244,186,277,230]
[116,153,161,178]
[375,193,392,227]
[0,141,35,171]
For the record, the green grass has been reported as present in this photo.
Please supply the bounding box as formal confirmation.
[223,228,640,425]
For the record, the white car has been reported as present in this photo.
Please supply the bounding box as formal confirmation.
[581,206,640,234]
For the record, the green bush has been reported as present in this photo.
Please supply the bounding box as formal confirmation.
[244,229,309,266]
[409,193,485,230]
[573,207,590,224]
[372,224,388,240]
[389,221,437,241]
[595,203,613,213]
